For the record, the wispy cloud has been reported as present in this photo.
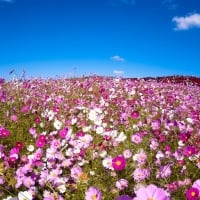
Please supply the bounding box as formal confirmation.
[113,70,124,75]
[172,13,200,30]
[110,55,125,62]
[162,0,178,10]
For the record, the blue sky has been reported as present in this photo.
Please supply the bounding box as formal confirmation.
[0,0,200,79]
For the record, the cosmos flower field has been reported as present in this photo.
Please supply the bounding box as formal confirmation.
[0,76,200,200]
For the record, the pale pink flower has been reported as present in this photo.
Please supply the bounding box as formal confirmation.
[85,186,102,200]
[131,133,142,144]
[116,179,128,190]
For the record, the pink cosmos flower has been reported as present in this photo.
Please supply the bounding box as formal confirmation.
[21,105,29,113]
[0,128,10,138]
[150,138,159,150]
[22,176,35,188]
[36,134,47,148]
[151,119,161,130]
[134,184,169,200]
[131,111,139,119]
[158,165,172,179]
[29,127,37,138]
[131,134,142,144]
[116,179,128,190]
[179,132,190,143]
[36,138,46,148]
[183,146,196,157]
[112,155,126,171]
[50,139,61,149]
[70,165,83,181]
[133,168,150,182]
[15,141,23,150]
[132,149,147,165]
[123,149,132,159]
[85,186,102,200]
[186,187,199,200]
[59,127,71,140]
[10,114,18,122]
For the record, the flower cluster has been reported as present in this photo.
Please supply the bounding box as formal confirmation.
[0,76,200,199]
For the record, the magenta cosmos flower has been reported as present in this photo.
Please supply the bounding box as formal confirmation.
[112,155,126,171]
[134,184,169,200]
[85,186,102,200]
[36,135,47,148]
[183,146,196,157]
[186,187,199,200]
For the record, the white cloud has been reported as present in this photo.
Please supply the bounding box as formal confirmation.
[110,55,125,62]
[113,70,124,75]
[172,13,200,30]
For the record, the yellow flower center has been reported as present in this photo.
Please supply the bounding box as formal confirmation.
[148,198,155,200]
[116,160,121,166]
[191,192,196,197]
[91,195,97,200]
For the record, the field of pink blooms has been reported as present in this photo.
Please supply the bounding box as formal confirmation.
[0,76,200,200]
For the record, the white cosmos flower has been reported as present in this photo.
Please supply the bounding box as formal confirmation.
[83,126,91,132]
[178,140,185,147]
[27,145,34,152]
[54,119,62,130]
[96,126,104,134]
[47,110,55,121]
[102,156,113,170]
[88,109,97,121]
[186,117,193,124]
[99,150,107,158]
[57,184,66,193]
[18,191,33,200]
[90,171,95,176]
[115,132,127,142]
[39,122,44,128]
[71,118,77,125]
